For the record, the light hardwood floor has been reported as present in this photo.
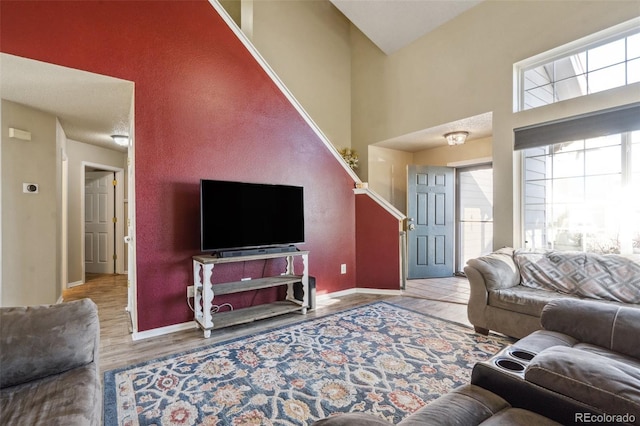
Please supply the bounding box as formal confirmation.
[63,274,472,374]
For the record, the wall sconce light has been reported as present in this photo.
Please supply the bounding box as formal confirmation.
[111,135,129,147]
[444,131,468,146]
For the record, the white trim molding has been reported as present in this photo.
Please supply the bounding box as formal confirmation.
[353,188,406,221]
[132,321,198,341]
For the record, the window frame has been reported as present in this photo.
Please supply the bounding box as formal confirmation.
[513,17,640,112]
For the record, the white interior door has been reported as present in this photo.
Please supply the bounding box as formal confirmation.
[85,171,114,274]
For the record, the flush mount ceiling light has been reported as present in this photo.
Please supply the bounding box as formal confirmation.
[444,131,469,146]
[111,135,129,147]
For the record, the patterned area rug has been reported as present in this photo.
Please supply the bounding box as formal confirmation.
[104,302,511,425]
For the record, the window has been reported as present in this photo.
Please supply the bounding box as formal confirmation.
[521,127,640,254]
[515,19,640,111]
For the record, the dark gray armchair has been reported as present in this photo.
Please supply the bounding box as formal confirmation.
[0,298,101,425]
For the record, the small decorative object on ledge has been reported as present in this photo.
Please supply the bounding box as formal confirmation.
[339,147,359,169]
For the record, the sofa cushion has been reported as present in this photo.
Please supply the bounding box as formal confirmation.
[488,286,572,317]
[512,330,578,355]
[525,346,640,419]
[515,249,640,304]
[541,299,640,359]
[0,364,101,426]
[573,343,640,370]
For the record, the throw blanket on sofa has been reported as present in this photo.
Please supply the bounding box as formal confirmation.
[514,249,640,304]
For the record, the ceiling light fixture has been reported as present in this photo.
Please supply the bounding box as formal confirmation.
[111,135,129,147]
[444,131,468,146]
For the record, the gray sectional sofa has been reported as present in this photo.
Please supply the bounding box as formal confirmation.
[472,298,640,425]
[465,247,640,338]
[0,298,102,425]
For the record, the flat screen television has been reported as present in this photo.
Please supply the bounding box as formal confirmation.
[200,179,305,253]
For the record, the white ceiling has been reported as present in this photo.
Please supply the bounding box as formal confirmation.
[374,112,493,152]
[1,53,133,152]
[330,0,482,55]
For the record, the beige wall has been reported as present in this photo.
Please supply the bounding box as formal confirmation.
[370,137,492,213]
[351,1,640,249]
[413,137,492,167]
[66,139,127,285]
[368,145,413,213]
[1,100,60,306]
[244,0,353,151]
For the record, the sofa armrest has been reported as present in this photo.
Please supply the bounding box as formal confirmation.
[525,346,640,419]
[541,299,640,360]
[0,298,100,389]
[465,247,520,291]
[398,384,511,426]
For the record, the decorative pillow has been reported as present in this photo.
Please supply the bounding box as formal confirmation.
[514,249,640,304]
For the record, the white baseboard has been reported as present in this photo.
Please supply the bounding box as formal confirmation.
[68,280,84,288]
[317,287,402,302]
[132,321,198,341]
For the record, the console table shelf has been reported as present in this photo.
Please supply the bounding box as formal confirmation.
[206,301,304,330]
[192,251,309,338]
[210,275,303,295]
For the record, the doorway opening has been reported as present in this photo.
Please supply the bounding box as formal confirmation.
[82,163,125,281]
[456,164,493,273]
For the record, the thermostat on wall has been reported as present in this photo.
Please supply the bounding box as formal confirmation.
[23,183,39,194]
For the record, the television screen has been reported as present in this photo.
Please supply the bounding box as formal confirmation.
[200,179,305,253]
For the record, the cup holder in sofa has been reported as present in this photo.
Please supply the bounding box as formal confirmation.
[494,358,526,373]
[508,349,536,362]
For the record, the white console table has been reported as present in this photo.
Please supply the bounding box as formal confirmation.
[192,251,309,338]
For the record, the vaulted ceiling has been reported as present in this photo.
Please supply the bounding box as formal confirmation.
[330,0,482,55]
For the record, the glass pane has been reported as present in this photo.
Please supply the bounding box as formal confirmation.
[555,54,585,80]
[525,146,551,157]
[628,32,640,60]
[459,169,493,221]
[588,39,625,71]
[523,204,548,249]
[525,181,547,204]
[524,84,554,109]
[460,222,494,266]
[585,134,620,149]
[555,75,587,101]
[524,65,552,90]
[524,155,551,181]
[585,145,621,175]
[553,151,584,178]
[588,63,626,93]
[585,174,621,202]
[554,140,584,153]
[628,57,640,84]
[553,177,584,203]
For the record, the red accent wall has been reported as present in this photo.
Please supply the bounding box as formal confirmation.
[355,194,401,290]
[0,1,366,331]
